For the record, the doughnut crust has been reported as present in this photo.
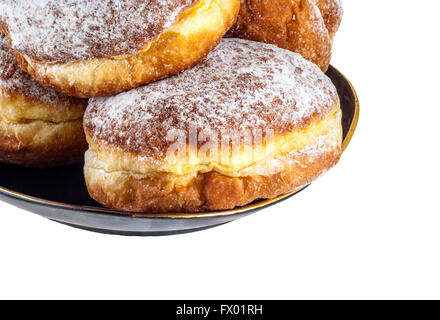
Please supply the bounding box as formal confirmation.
[0,0,240,98]
[228,0,343,71]
[0,37,87,167]
[83,39,343,213]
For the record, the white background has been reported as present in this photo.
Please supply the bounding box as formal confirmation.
[1,0,439,299]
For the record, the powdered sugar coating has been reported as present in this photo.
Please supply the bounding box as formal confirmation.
[311,0,343,36]
[85,39,338,158]
[0,36,84,108]
[0,0,198,63]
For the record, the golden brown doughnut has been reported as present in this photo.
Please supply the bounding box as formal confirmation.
[228,0,343,71]
[0,37,87,167]
[83,39,343,213]
[0,0,240,98]
[314,0,344,39]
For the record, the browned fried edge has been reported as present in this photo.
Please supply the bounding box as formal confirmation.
[84,144,341,213]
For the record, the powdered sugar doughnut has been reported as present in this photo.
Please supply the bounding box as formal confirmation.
[228,0,343,71]
[0,36,87,167]
[83,39,343,213]
[0,0,240,98]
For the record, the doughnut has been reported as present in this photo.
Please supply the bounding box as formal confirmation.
[83,39,342,213]
[0,0,240,98]
[228,0,343,71]
[0,37,87,167]
[314,0,344,39]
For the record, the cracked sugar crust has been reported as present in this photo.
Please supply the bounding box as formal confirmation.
[0,0,199,63]
[0,36,85,109]
[84,39,339,160]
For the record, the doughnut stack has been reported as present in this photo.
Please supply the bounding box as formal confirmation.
[0,0,344,212]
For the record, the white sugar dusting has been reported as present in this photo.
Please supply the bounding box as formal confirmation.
[329,0,344,19]
[85,39,338,158]
[0,0,197,63]
[310,0,343,32]
[0,36,83,107]
[311,0,344,19]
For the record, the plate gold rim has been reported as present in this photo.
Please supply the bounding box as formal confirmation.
[0,65,359,220]
[340,68,359,153]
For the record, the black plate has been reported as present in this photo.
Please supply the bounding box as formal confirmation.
[0,66,359,236]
